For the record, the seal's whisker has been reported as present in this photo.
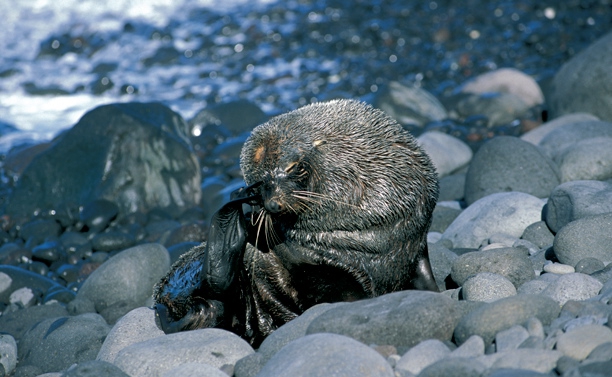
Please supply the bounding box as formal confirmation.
[254,209,265,249]
[292,191,361,209]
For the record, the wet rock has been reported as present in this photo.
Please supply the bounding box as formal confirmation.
[464,136,560,205]
[0,265,64,305]
[548,31,612,122]
[306,291,458,349]
[543,180,612,233]
[79,199,119,233]
[0,334,17,376]
[19,218,62,246]
[112,328,254,377]
[18,313,110,373]
[0,302,69,340]
[189,99,267,138]
[91,230,136,252]
[5,102,202,222]
[256,333,394,377]
[442,192,544,249]
[74,243,170,324]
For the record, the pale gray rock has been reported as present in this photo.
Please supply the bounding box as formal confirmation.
[556,324,612,360]
[476,349,562,374]
[256,333,394,377]
[306,291,458,349]
[395,339,450,375]
[544,180,612,233]
[460,68,544,108]
[417,357,487,377]
[541,272,603,306]
[374,81,448,126]
[113,328,254,377]
[462,272,517,302]
[417,131,472,177]
[451,248,534,288]
[495,325,530,352]
[97,307,165,363]
[442,192,545,249]
[450,335,485,358]
[556,137,612,182]
[538,120,612,160]
[75,243,170,324]
[160,363,229,377]
[553,212,612,266]
[521,113,599,145]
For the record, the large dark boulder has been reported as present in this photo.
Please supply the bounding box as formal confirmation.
[6,102,201,222]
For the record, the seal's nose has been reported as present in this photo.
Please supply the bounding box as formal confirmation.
[264,198,282,213]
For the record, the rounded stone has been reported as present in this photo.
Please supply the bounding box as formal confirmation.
[544,180,612,233]
[538,120,612,160]
[460,68,544,108]
[541,272,603,306]
[306,291,458,349]
[543,263,574,275]
[395,339,450,375]
[256,333,394,377]
[462,272,517,302]
[161,363,229,377]
[548,31,612,122]
[113,328,254,377]
[553,212,612,266]
[0,334,17,375]
[454,295,560,345]
[417,131,472,177]
[76,243,170,324]
[521,113,600,145]
[575,257,605,275]
[557,137,612,182]
[451,248,534,288]
[556,324,612,360]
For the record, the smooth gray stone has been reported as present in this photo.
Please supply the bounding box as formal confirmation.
[75,243,170,324]
[451,247,534,288]
[464,136,560,205]
[541,273,603,306]
[306,291,458,349]
[418,131,472,177]
[160,362,229,377]
[0,334,17,375]
[538,120,612,160]
[521,113,599,145]
[462,272,517,302]
[395,339,450,375]
[256,333,394,377]
[417,357,487,377]
[553,212,612,267]
[113,328,254,377]
[454,295,560,345]
[61,360,130,377]
[556,137,612,182]
[0,302,68,340]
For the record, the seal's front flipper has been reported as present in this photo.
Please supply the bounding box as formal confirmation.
[411,245,439,292]
[155,300,226,333]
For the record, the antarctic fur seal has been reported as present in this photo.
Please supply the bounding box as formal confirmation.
[154,99,439,346]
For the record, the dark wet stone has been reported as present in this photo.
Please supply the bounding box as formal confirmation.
[430,205,462,234]
[163,221,207,247]
[5,102,201,223]
[0,302,69,340]
[454,295,560,345]
[91,230,136,252]
[79,199,119,233]
[438,173,466,201]
[19,219,61,245]
[306,291,458,349]
[56,264,80,283]
[189,99,267,137]
[167,241,199,264]
[26,261,49,276]
[575,257,605,275]
[18,313,110,374]
[0,243,30,265]
[31,240,65,263]
[44,287,76,304]
[0,265,64,304]
[464,136,560,205]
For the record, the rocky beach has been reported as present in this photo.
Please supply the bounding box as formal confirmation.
[0,1,612,376]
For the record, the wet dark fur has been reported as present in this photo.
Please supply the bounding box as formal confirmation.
[154,99,439,346]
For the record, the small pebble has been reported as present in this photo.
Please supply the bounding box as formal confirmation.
[543,262,575,274]
[556,324,612,360]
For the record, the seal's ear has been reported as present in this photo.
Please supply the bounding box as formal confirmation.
[253,145,265,164]
[313,139,326,147]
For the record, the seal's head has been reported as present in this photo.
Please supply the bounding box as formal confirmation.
[240,99,438,240]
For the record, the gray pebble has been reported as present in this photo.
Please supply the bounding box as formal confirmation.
[525,317,545,339]
[0,302,69,340]
[417,357,486,377]
[450,335,485,358]
[417,131,472,177]
[543,262,574,274]
[256,333,394,377]
[553,212,612,267]
[575,257,605,274]
[538,120,612,160]
[438,173,466,201]
[556,324,612,360]
[451,247,534,288]
[442,192,545,249]
[395,339,450,375]
[544,180,612,234]
[76,243,170,324]
[563,360,612,377]
[476,349,562,374]
[18,313,110,374]
[428,242,459,291]
[521,221,555,249]
[556,137,612,182]
[306,291,458,349]
[464,136,560,205]
[0,334,17,375]
[541,272,603,306]
[517,280,550,296]
[96,307,165,363]
[520,113,599,145]
[462,272,517,302]
[586,342,612,362]
[113,328,254,377]
[454,294,560,345]
[495,325,530,352]
[461,68,544,108]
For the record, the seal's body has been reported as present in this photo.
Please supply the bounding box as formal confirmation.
[155,99,439,346]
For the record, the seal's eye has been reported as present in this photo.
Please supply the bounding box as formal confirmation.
[285,162,298,173]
